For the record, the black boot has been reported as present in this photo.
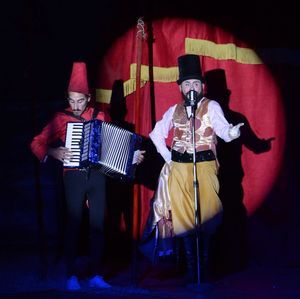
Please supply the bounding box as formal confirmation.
[200,233,212,283]
[200,232,213,283]
[182,234,197,284]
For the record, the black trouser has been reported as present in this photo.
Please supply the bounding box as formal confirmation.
[63,168,106,277]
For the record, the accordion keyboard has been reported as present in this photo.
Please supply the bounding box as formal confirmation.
[63,122,84,167]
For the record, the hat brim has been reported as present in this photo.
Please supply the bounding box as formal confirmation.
[177,75,204,85]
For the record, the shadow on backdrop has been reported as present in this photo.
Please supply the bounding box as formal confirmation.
[204,69,275,277]
[105,80,164,277]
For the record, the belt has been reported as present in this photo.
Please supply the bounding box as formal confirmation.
[64,165,100,171]
[171,149,215,163]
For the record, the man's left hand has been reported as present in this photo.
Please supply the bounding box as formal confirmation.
[229,123,244,139]
[133,150,146,165]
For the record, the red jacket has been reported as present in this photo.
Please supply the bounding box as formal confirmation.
[31,106,105,162]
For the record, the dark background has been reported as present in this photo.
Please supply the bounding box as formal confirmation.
[1,0,300,287]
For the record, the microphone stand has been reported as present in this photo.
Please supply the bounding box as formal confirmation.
[190,100,201,286]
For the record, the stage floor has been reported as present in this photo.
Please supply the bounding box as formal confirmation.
[0,248,299,299]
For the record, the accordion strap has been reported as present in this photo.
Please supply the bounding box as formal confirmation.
[92,107,99,119]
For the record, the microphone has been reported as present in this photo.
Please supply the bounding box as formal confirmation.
[185,90,197,107]
[184,90,198,119]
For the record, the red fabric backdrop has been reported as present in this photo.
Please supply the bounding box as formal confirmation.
[96,18,285,237]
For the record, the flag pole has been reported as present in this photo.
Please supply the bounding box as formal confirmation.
[131,17,145,285]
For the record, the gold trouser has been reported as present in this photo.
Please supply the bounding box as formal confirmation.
[168,161,223,236]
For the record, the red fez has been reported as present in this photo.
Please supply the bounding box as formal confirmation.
[68,62,90,94]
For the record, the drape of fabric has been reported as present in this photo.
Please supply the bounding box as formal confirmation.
[151,159,223,237]
[152,163,172,224]
[168,161,223,236]
[139,162,175,261]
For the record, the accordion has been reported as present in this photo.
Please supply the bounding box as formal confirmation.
[63,120,142,180]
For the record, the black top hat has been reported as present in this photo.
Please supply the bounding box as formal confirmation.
[177,54,204,85]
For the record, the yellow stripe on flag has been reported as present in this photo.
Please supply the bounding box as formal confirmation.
[130,64,179,82]
[96,38,262,103]
[185,38,263,64]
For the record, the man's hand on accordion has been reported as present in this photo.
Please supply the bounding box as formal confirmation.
[133,150,146,165]
[47,146,73,163]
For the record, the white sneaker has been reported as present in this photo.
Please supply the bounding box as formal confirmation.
[66,275,81,291]
[88,275,112,288]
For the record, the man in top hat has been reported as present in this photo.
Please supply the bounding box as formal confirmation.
[149,54,244,285]
[31,62,144,290]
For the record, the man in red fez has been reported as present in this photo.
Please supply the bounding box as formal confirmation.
[31,62,144,290]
